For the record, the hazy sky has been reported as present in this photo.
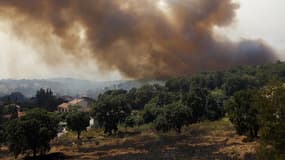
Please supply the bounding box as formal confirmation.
[219,0,285,55]
[0,0,284,80]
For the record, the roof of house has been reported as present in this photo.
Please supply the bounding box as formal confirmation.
[58,103,69,109]
[69,99,84,105]
[57,98,94,111]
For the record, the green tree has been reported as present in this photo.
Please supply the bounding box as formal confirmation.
[204,90,225,121]
[132,85,157,110]
[5,119,23,158]
[66,111,90,140]
[154,101,192,133]
[6,109,58,158]
[142,102,163,123]
[92,91,131,134]
[223,75,260,96]
[184,88,208,123]
[5,104,18,120]
[256,82,285,157]
[35,88,62,111]
[225,90,259,138]
[165,77,190,93]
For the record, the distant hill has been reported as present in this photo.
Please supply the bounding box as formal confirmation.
[1,92,28,104]
[0,78,163,98]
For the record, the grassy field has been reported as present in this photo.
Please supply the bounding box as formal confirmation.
[0,119,258,160]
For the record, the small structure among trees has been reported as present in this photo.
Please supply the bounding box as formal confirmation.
[57,97,94,113]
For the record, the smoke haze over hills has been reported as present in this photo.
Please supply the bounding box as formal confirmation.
[0,78,161,98]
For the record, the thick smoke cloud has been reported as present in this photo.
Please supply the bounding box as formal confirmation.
[0,0,277,79]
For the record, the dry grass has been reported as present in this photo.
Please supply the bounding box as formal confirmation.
[0,119,258,160]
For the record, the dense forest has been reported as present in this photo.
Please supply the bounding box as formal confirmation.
[1,61,285,159]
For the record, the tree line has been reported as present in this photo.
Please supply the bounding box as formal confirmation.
[0,61,285,158]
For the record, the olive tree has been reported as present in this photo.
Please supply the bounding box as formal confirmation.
[6,109,58,158]
[66,111,90,140]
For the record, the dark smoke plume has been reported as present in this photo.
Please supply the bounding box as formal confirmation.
[0,0,277,79]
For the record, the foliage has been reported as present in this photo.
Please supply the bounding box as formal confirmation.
[0,124,5,145]
[256,82,285,155]
[225,90,259,138]
[92,90,131,134]
[142,102,163,124]
[222,75,260,96]
[5,119,23,158]
[1,104,19,120]
[124,113,136,129]
[66,111,90,140]
[35,88,63,111]
[165,77,190,92]
[5,109,58,157]
[204,91,225,121]
[154,101,192,133]
[128,85,158,110]
[183,87,209,123]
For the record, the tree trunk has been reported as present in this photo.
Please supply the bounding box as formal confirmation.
[176,127,181,134]
[33,148,37,157]
[77,131,81,140]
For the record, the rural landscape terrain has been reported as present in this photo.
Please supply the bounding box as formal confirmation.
[1,119,258,160]
[0,0,285,159]
[1,62,285,159]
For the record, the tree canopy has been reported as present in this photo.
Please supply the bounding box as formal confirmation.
[92,90,131,134]
[225,90,259,138]
[35,88,63,111]
[67,111,90,140]
[154,101,192,133]
[5,109,58,158]
[256,82,285,155]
